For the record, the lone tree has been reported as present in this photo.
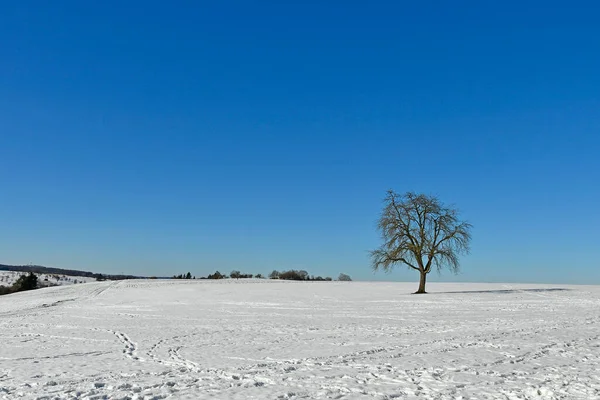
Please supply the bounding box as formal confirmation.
[371,191,472,294]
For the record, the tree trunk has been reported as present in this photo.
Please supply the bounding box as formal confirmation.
[415,271,427,294]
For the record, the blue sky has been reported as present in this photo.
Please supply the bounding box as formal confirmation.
[1,1,598,283]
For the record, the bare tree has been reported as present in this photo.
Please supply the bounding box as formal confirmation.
[338,273,352,281]
[268,270,280,279]
[371,191,472,294]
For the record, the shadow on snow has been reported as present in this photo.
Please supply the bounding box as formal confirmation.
[434,288,572,295]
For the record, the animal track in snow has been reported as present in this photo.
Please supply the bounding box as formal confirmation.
[110,330,141,361]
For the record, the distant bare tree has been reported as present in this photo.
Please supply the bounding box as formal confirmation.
[338,273,352,281]
[268,270,280,279]
[371,191,472,294]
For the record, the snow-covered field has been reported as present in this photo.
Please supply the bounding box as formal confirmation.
[0,271,96,288]
[1,280,599,399]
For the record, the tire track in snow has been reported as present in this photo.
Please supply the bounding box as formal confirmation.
[87,280,120,299]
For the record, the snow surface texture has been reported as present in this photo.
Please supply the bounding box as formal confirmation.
[0,271,95,288]
[1,280,599,399]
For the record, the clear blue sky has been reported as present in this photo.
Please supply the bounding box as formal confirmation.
[1,1,598,283]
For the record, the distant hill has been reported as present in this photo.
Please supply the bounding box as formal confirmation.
[0,264,141,281]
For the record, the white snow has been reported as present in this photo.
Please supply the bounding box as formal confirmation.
[1,279,599,399]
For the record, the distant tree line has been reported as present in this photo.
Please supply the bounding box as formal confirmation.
[172,270,351,281]
[230,270,254,279]
[268,270,352,281]
[0,272,39,296]
[1,264,353,284]
[0,264,139,281]
[172,272,194,279]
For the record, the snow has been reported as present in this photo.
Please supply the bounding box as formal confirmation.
[1,279,599,399]
[0,271,96,288]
